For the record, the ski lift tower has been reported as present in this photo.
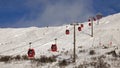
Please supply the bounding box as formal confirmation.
[70,23,79,63]
[89,17,96,37]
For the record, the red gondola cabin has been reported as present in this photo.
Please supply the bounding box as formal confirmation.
[81,24,84,28]
[28,48,35,58]
[66,29,70,35]
[93,17,96,21]
[88,19,90,22]
[78,27,81,31]
[51,44,57,52]
[88,23,91,26]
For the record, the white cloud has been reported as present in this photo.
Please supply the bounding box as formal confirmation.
[15,0,95,27]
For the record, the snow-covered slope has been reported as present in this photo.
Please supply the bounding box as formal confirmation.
[0,13,120,68]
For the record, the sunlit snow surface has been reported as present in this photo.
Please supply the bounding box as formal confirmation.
[0,13,120,68]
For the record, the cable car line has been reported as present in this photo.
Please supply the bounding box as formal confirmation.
[0,25,75,57]
[0,27,62,54]
[12,30,69,55]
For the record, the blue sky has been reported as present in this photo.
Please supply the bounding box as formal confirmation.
[0,0,120,28]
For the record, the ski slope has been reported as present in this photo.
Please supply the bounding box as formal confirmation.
[0,13,120,68]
